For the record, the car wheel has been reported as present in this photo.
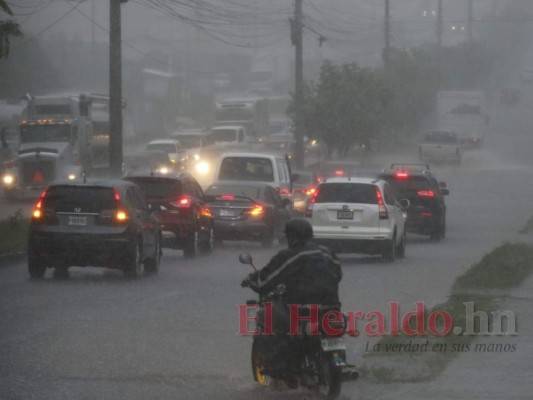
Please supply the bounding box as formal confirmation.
[184,230,199,258]
[28,257,46,279]
[124,242,143,279]
[430,221,444,242]
[382,232,396,262]
[144,236,161,274]
[53,264,69,279]
[396,229,406,258]
[203,227,214,254]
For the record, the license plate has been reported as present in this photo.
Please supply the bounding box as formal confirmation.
[219,209,235,217]
[321,338,346,351]
[68,216,87,226]
[337,210,354,220]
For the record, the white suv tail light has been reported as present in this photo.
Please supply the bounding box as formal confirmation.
[375,187,388,220]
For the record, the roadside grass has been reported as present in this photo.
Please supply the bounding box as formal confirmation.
[360,242,533,383]
[0,209,29,255]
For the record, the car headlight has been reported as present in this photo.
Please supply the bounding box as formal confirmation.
[193,154,200,161]
[2,174,14,186]
[68,174,76,180]
[195,161,209,175]
[158,167,169,174]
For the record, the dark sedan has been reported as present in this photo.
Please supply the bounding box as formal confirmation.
[205,182,292,247]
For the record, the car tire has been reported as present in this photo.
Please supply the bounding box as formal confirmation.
[184,230,199,258]
[382,232,396,262]
[396,229,406,258]
[53,264,69,279]
[124,242,143,279]
[28,257,46,279]
[203,227,215,254]
[144,236,161,274]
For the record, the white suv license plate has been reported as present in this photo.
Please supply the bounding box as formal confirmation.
[321,338,346,351]
[337,210,354,220]
[68,216,88,226]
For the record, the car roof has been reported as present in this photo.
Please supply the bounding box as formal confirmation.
[321,177,382,185]
[48,178,131,189]
[171,130,209,137]
[207,181,272,189]
[211,125,244,130]
[220,152,282,159]
[123,172,191,181]
[147,139,179,145]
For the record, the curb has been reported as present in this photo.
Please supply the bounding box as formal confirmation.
[0,252,26,267]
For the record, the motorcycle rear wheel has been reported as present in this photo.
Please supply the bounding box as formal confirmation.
[317,357,342,399]
[251,339,271,386]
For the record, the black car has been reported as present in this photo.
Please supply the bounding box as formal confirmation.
[123,173,214,258]
[205,182,292,247]
[28,179,161,279]
[378,164,449,241]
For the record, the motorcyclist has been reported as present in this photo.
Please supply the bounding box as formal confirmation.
[241,218,342,379]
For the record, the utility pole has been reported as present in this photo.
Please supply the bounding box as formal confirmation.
[109,0,127,177]
[467,0,473,41]
[384,0,390,71]
[292,0,304,169]
[437,0,443,50]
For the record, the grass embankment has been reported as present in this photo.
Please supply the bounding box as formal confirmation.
[0,209,29,255]
[361,243,533,383]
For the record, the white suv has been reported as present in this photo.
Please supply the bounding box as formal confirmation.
[306,177,408,261]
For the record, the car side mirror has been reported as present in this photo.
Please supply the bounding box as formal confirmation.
[439,181,447,188]
[282,198,292,208]
[441,189,450,196]
[398,199,410,210]
[239,252,253,265]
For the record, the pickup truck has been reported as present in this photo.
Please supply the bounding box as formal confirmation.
[419,131,462,164]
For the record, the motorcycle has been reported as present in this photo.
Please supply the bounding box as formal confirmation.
[239,252,358,398]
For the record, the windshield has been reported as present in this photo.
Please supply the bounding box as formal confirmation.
[20,125,71,143]
[382,176,433,198]
[219,157,274,182]
[316,183,377,204]
[205,184,262,201]
[124,178,181,199]
[43,186,115,213]
[145,143,176,154]
[212,129,237,142]
[174,135,202,149]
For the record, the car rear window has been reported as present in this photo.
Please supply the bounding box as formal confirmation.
[219,157,274,182]
[424,132,457,144]
[125,178,181,199]
[205,185,262,201]
[315,183,377,204]
[43,186,116,213]
[212,129,236,142]
[380,175,433,198]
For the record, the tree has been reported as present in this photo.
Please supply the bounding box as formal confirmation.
[0,1,22,59]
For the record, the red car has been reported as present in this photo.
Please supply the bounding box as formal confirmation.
[123,173,215,258]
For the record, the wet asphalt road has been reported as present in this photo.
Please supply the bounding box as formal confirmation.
[1,94,533,399]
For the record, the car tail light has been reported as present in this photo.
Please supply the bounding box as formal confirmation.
[317,176,324,183]
[280,188,291,197]
[335,169,344,176]
[421,211,433,217]
[417,190,435,197]
[396,170,409,179]
[171,196,191,208]
[32,199,43,219]
[247,205,265,216]
[305,187,316,196]
[306,188,319,217]
[116,210,128,221]
[200,207,212,217]
[220,194,234,200]
[376,188,388,220]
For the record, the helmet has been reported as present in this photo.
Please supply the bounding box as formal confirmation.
[284,218,313,244]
